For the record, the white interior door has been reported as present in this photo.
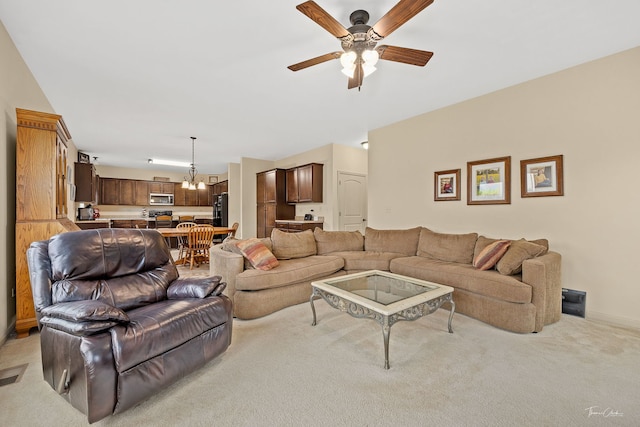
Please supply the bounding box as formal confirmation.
[338,172,367,233]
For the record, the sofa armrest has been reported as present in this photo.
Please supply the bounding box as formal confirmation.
[210,244,245,301]
[522,251,562,332]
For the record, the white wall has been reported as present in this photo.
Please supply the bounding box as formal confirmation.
[368,46,640,329]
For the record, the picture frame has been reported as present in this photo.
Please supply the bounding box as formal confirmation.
[434,169,461,201]
[467,156,511,205]
[78,151,90,164]
[520,155,564,197]
[208,175,219,184]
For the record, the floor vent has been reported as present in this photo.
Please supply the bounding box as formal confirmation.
[0,364,28,387]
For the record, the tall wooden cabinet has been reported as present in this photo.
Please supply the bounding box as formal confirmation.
[256,169,294,238]
[15,109,79,338]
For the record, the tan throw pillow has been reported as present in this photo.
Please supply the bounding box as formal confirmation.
[473,240,511,270]
[270,229,317,260]
[417,228,479,264]
[496,239,547,275]
[236,238,279,271]
[314,228,364,255]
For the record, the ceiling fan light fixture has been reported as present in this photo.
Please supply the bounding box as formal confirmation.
[340,51,357,68]
[362,49,379,66]
[362,63,377,77]
[341,64,356,78]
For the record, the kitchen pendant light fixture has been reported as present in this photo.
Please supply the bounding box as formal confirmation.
[182,137,206,190]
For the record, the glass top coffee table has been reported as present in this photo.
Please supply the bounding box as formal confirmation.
[310,270,455,369]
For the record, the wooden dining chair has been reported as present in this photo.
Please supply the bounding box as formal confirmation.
[155,215,174,247]
[175,222,196,262]
[184,225,215,269]
[178,215,194,223]
[228,222,239,238]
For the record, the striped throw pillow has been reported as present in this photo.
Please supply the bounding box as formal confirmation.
[473,239,511,270]
[236,238,279,271]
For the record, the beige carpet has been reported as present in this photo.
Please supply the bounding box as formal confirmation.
[1,281,638,426]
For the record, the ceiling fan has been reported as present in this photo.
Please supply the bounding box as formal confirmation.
[288,0,435,90]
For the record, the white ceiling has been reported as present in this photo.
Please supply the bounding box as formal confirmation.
[2,1,639,175]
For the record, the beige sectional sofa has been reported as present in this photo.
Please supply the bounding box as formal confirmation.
[210,227,562,333]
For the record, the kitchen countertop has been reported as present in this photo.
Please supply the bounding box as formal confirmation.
[275,219,324,224]
[76,215,214,223]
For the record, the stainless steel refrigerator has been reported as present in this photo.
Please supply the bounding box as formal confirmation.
[213,193,228,227]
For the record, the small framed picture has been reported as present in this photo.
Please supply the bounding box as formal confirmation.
[467,156,511,205]
[520,155,564,197]
[208,175,219,184]
[434,169,461,201]
[78,152,90,164]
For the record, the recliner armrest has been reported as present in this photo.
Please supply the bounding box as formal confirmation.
[167,276,225,299]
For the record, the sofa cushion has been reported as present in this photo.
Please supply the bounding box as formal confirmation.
[473,240,511,270]
[235,256,344,291]
[329,251,404,271]
[236,238,279,271]
[496,239,547,275]
[271,229,317,260]
[417,228,478,264]
[167,276,222,299]
[314,229,364,255]
[364,227,421,256]
[390,257,532,304]
[110,297,231,372]
[41,300,129,323]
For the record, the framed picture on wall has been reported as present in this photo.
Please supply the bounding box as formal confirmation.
[78,152,90,164]
[467,156,511,205]
[434,169,461,201]
[520,155,564,197]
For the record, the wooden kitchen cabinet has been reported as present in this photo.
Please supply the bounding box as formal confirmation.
[15,109,79,338]
[256,169,294,238]
[134,180,149,206]
[197,185,212,206]
[119,179,136,205]
[74,162,98,203]
[100,177,120,205]
[286,163,323,203]
[148,181,174,194]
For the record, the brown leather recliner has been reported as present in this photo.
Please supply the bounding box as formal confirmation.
[26,228,233,423]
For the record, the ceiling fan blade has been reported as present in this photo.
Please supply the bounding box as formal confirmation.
[377,45,434,66]
[296,1,353,42]
[348,62,364,90]
[288,52,342,71]
[369,0,434,40]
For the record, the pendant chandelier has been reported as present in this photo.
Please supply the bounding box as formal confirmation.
[182,137,206,190]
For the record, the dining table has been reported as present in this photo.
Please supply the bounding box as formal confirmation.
[156,226,235,265]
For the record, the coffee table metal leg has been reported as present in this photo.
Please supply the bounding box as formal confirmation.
[448,300,455,333]
[310,290,318,326]
[382,316,391,369]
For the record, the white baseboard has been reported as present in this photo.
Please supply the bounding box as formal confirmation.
[587,311,640,331]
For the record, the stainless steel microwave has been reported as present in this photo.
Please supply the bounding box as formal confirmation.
[149,193,174,206]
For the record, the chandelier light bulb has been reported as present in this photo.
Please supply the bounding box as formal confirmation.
[362,49,379,66]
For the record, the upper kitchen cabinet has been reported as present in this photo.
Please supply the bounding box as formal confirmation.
[286,163,323,203]
[212,180,228,196]
[74,162,99,203]
[100,178,149,206]
[148,181,174,194]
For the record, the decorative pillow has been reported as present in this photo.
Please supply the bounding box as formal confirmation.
[473,240,511,270]
[417,228,479,264]
[167,276,222,299]
[223,237,273,270]
[314,228,364,255]
[41,300,129,323]
[496,239,547,275]
[236,238,279,271]
[270,229,317,260]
